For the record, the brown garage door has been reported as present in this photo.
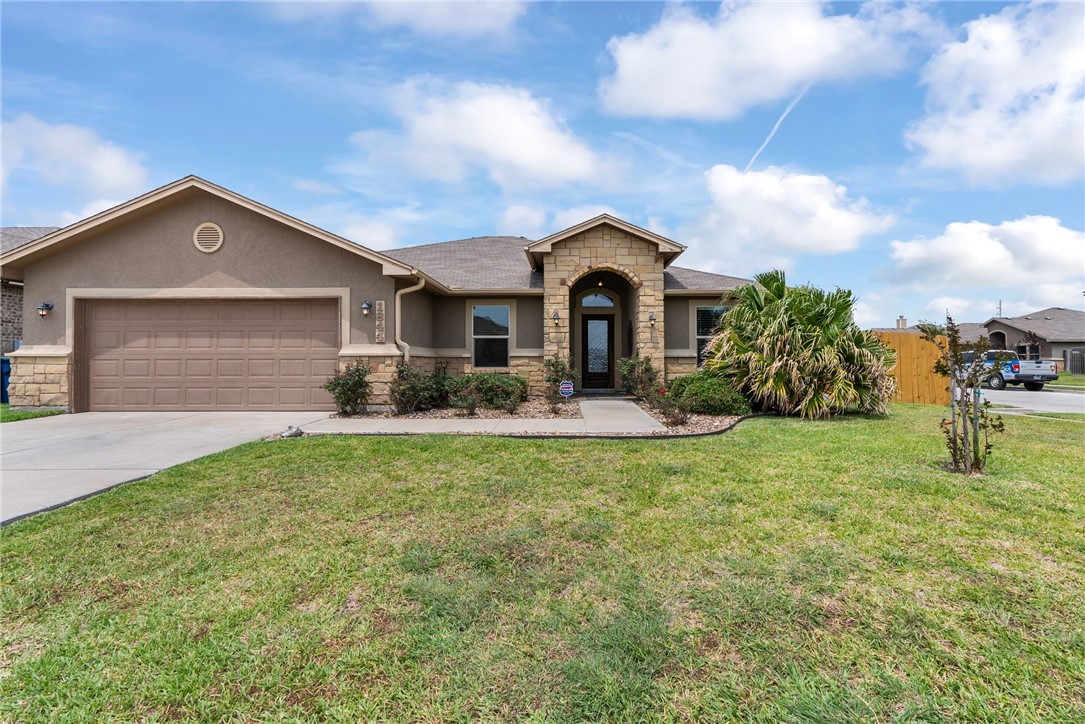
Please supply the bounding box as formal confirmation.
[84,299,338,411]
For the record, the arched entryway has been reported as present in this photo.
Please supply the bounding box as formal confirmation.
[570,271,636,390]
[989,330,1007,349]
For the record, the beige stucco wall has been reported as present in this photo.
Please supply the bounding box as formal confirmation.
[434,298,466,348]
[19,190,394,348]
[400,288,435,347]
[542,223,666,378]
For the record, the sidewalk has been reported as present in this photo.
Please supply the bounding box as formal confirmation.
[301,398,665,436]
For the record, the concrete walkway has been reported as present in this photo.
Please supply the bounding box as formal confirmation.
[302,398,665,436]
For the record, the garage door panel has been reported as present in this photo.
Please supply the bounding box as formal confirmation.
[91,359,121,379]
[187,332,213,350]
[154,388,182,406]
[123,388,151,406]
[85,300,338,411]
[123,359,152,378]
[156,332,183,350]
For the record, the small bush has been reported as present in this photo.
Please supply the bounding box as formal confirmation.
[390,364,433,415]
[427,362,454,409]
[450,379,482,416]
[617,355,659,400]
[323,363,372,416]
[667,370,751,416]
[543,356,577,412]
[656,389,691,426]
[449,373,527,412]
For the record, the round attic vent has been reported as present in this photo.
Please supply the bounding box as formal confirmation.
[193,222,224,253]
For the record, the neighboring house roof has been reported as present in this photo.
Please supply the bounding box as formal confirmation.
[0,176,414,278]
[384,236,750,294]
[983,307,1085,343]
[384,236,543,291]
[956,323,988,344]
[1,227,60,254]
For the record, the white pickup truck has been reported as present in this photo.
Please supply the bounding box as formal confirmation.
[981,350,1058,391]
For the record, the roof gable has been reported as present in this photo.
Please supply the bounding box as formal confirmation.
[525,214,686,269]
[984,307,1085,342]
[0,176,414,277]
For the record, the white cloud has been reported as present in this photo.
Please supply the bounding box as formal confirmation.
[292,178,342,195]
[351,79,605,190]
[887,216,1085,318]
[269,1,525,39]
[58,198,123,226]
[340,216,399,250]
[600,1,940,120]
[2,114,147,197]
[551,204,620,232]
[682,165,894,274]
[364,1,525,39]
[906,2,1085,185]
[498,204,546,237]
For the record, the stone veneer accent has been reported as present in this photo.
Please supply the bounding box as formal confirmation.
[1,283,23,354]
[664,357,698,382]
[340,354,547,404]
[542,224,666,380]
[8,354,71,408]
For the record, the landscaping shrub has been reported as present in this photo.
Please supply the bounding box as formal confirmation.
[667,370,751,416]
[323,362,372,416]
[390,364,433,414]
[450,378,482,416]
[543,356,577,413]
[427,362,454,409]
[617,355,659,400]
[655,390,691,426]
[449,373,527,412]
[704,269,896,418]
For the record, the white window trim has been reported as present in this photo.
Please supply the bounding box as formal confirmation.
[467,298,516,369]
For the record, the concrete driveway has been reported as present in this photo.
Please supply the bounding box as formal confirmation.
[1,411,329,524]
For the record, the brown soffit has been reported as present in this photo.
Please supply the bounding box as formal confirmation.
[524,213,687,270]
[0,175,416,278]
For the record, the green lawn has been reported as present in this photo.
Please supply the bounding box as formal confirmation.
[1028,412,1085,421]
[0,403,65,423]
[3,405,1083,721]
[1052,371,1085,388]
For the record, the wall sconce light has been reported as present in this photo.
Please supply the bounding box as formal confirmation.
[552,311,560,325]
[36,301,54,318]
[360,300,372,317]
[648,312,656,327]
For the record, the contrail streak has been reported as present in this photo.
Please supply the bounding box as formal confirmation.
[744,83,812,173]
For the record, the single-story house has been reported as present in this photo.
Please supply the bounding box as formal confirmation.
[0,176,748,411]
[982,307,1085,366]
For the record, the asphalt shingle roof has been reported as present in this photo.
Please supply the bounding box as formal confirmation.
[987,307,1085,343]
[1,227,59,254]
[384,236,542,290]
[384,236,750,293]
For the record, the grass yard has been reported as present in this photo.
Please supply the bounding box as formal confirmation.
[0,403,65,423]
[2,405,1083,721]
[1052,372,1085,388]
[1028,412,1085,421]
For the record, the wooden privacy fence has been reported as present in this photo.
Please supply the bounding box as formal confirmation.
[873,331,950,406]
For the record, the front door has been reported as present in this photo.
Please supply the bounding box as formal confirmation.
[581,315,614,389]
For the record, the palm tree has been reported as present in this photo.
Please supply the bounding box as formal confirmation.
[704,270,896,419]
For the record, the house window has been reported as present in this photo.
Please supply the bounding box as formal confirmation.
[472,304,510,368]
[1015,343,1040,361]
[696,306,729,365]
[582,292,615,307]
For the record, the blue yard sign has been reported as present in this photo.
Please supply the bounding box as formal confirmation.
[559,381,574,397]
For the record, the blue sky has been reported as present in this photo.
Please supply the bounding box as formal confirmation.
[2,1,1083,327]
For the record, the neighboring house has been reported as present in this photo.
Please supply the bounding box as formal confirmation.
[1,227,59,354]
[0,176,747,411]
[983,307,1085,365]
